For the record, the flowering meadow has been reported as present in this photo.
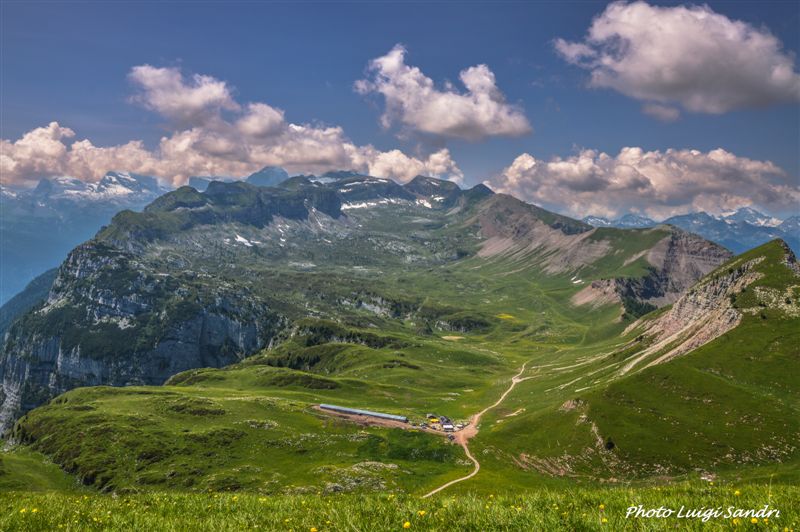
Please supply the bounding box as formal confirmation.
[2,482,798,531]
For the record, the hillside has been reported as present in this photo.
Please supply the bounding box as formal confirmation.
[0,268,57,337]
[474,240,800,485]
[0,174,730,434]
[6,240,797,496]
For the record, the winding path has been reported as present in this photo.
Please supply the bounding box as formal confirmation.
[422,361,533,498]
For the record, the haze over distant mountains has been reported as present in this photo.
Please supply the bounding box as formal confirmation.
[0,172,170,304]
[583,208,799,254]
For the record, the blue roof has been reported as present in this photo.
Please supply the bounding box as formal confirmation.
[319,404,408,422]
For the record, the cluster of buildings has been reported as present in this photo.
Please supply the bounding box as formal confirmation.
[420,413,465,433]
[318,404,466,434]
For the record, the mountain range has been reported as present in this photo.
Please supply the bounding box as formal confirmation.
[583,208,799,254]
[2,169,797,495]
[0,167,323,306]
[4,165,792,308]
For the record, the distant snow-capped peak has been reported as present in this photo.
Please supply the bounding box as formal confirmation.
[28,172,169,202]
[582,215,613,227]
[615,213,657,228]
[722,207,782,227]
[582,214,655,228]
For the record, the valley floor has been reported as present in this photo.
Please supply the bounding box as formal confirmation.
[3,483,797,531]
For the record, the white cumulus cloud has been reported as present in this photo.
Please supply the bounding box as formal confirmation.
[555,1,800,116]
[128,65,240,126]
[356,44,531,140]
[350,147,463,184]
[1,122,75,178]
[486,147,799,219]
[1,66,463,187]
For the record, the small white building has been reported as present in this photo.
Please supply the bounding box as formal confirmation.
[442,423,454,432]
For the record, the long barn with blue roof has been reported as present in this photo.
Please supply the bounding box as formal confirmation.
[319,404,408,423]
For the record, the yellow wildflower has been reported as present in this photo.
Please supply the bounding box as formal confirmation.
[751,518,758,524]
[310,528,318,532]
[32,509,38,513]
[601,517,608,523]
[417,510,426,517]
[734,489,741,496]
[403,522,411,529]
[599,504,605,510]
[733,518,741,525]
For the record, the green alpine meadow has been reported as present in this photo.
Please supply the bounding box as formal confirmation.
[2,1,800,529]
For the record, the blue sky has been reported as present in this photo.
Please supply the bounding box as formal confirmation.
[2,1,799,219]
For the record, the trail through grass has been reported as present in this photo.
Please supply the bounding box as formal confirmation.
[423,360,534,498]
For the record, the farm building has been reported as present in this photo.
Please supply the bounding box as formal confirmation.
[319,404,409,423]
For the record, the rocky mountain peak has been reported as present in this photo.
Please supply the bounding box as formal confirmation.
[723,206,782,227]
[403,175,462,207]
[245,166,290,187]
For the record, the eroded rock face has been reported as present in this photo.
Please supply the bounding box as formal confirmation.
[0,241,280,433]
[620,255,771,375]
[563,229,731,314]
[641,229,734,305]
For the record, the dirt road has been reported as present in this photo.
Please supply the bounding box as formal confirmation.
[422,361,533,498]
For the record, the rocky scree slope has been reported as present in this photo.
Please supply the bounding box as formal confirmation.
[623,239,800,374]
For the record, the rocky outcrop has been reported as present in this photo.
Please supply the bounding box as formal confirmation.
[570,228,732,314]
[620,256,765,375]
[0,241,282,434]
[634,228,733,306]
[571,279,621,308]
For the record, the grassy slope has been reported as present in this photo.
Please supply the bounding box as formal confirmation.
[587,241,800,481]
[0,448,80,492]
[5,247,643,495]
[472,240,800,487]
